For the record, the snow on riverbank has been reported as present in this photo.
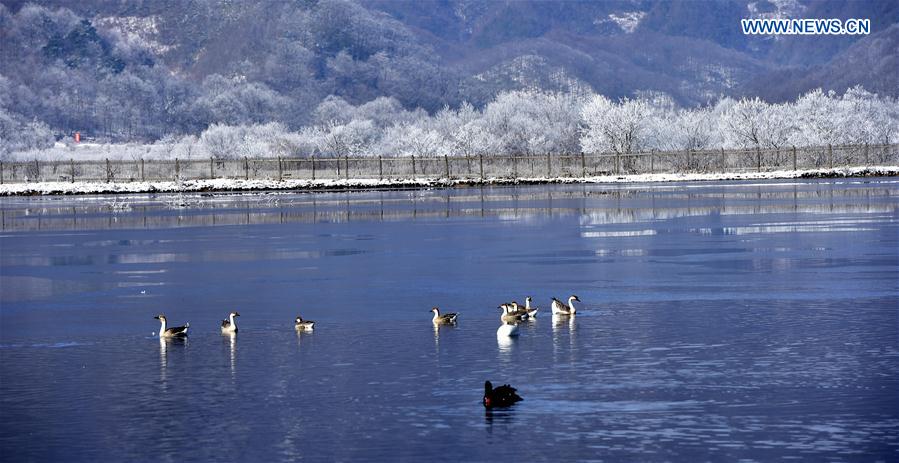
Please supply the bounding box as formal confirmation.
[1,166,897,196]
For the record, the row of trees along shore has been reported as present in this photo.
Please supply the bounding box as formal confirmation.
[3,86,897,162]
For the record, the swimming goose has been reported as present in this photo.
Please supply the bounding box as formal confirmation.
[295,316,315,330]
[498,304,523,323]
[154,314,189,338]
[221,311,240,333]
[523,296,539,318]
[551,295,580,315]
[431,307,458,325]
[483,380,522,408]
[496,322,519,337]
[511,299,538,319]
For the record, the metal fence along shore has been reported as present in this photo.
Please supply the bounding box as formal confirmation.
[1,144,896,185]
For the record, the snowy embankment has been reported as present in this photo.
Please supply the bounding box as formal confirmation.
[1,166,897,196]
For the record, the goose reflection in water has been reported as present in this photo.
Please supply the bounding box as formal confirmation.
[496,329,517,363]
[484,407,515,433]
[295,322,314,349]
[552,313,577,355]
[158,336,187,389]
[224,332,237,378]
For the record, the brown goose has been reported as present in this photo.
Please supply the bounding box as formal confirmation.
[498,303,523,323]
[154,314,189,338]
[551,295,580,315]
[430,307,458,325]
[511,298,538,319]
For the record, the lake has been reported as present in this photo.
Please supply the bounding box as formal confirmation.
[1,179,897,461]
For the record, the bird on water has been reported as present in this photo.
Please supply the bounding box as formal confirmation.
[295,315,315,330]
[551,295,581,315]
[221,311,240,333]
[154,314,189,338]
[483,381,523,408]
[430,307,458,325]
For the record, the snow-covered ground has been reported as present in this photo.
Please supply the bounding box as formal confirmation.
[1,166,896,196]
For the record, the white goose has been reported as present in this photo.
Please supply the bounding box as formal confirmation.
[154,314,189,338]
[221,311,240,333]
[551,295,581,315]
[497,322,520,337]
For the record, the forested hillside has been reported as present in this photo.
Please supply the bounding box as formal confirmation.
[1,0,897,155]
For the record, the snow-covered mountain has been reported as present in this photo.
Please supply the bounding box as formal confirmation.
[0,0,896,145]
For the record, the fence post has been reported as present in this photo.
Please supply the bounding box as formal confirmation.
[828,144,833,169]
[412,155,416,178]
[210,157,214,179]
[71,159,76,183]
[106,158,110,183]
[310,156,315,181]
[864,143,869,166]
[792,146,797,171]
[278,157,283,181]
[175,158,180,180]
[379,155,383,180]
[756,147,761,172]
[444,155,449,180]
[650,150,655,173]
[140,158,145,182]
[245,157,249,180]
[479,154,484,181]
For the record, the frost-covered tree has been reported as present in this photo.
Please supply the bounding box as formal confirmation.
[718,97,766,149]
[581,96,655,154]
[315,119,377,157]
[483,90,584,156]
[839,86,898,146]
[374,121,450,158]
[792,89,842,147]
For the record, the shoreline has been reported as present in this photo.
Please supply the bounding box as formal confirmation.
[1,166,897,197]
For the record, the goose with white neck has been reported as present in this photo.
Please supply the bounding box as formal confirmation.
[431,307,458,325]
[295,315,315,330]
[221,311,240,333]
[498,303,523,323]
[154,314,189,338]
[551,295,580,315]
[512,298,538,319]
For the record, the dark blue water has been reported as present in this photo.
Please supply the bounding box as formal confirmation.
[1,179,898,461]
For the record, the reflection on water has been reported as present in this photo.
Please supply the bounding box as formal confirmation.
[1,180,896,232]
[496,328,516,359]
[1,179,898,461]
[158,336,187,389]
[552,314,577,358]
[224,332,236,378]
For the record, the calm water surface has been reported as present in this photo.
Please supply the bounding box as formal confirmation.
[1,179,897,461]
